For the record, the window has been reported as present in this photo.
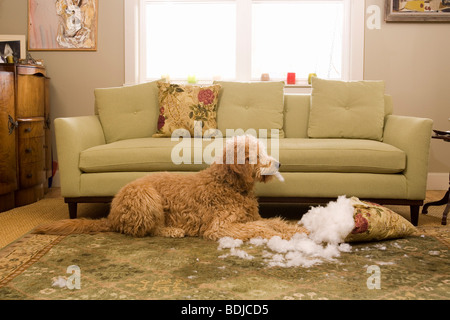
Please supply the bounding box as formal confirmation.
[145,1,236,80]
[125,0,364,87]
[252,2,344,80]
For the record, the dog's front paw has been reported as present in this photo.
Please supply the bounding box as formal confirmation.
[155,227,186,238]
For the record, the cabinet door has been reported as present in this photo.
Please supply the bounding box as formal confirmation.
[16,74,45,118]
[0,71,18,195]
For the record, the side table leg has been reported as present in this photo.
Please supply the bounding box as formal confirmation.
[442,201,449,226]
[421,172,449,225]
[422,190,450,214]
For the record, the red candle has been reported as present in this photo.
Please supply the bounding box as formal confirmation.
[287,72,296,85]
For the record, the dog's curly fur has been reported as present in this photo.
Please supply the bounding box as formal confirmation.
[33,135,306,240]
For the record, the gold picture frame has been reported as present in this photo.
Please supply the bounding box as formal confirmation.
[385,0,450,22]
[28,0,98,51]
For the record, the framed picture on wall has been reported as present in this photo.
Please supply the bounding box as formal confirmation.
[386,0,450,22]
[28,0,98,51]
[0,35,26,63]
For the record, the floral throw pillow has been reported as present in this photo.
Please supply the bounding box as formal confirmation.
[345,197,416,242]
[153,81,221,137]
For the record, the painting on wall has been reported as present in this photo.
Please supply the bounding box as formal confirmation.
[0,35,26,63]
[28,0,98,50]
[386,0,450,22]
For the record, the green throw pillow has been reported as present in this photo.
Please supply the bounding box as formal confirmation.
[214,81,285,138]
[95,81,160,143]
[308,78,386,141]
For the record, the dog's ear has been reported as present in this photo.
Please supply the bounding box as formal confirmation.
[227,162,255,185]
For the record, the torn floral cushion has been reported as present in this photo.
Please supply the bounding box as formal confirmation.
[345,197,416,242]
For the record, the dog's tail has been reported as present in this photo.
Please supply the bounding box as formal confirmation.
[32,218,112,235]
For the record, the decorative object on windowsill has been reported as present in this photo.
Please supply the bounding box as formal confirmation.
[187,75,197,84]
[385,0,450,22]
[260,73,270,81]
[286,72,296,85]
[308,73,317,85]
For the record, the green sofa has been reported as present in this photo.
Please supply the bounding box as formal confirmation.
[54,80,433,225]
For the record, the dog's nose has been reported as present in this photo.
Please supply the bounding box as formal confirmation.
[277,162,281,169]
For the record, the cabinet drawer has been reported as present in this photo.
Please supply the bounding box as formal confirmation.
[19,161,45,188]
[18,120,44,139]
[19,136,45,164]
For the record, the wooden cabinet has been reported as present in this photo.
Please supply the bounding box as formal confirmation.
[0,68,17,211]
[0,64,52,212]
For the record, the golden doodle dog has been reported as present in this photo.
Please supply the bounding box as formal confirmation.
[34,135,306,241]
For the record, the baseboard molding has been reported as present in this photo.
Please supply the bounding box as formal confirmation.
[51,171,61,188]
[427,173,449,190]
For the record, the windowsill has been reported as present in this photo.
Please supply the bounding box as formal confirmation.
[284,83,311,88]
[125,79,313,93]
[140,78,312,88]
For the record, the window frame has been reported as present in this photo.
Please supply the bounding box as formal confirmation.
[124,0,364,90]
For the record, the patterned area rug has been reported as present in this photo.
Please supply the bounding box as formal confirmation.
[0,227,449,300]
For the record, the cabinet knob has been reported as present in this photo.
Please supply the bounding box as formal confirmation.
[25,148,32,153]
[24,127,32,133]
[26,173,33,179]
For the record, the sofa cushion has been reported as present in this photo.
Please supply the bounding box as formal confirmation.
[79,138,209,173]
[154,82,221,137]
[79,138,405,174]
[273,139,405,173]
[308,78,386,141]
[214,81,285,138]
[95,81,160,144]
[283,94,394,139]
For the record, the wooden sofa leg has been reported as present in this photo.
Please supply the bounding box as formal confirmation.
[68,202,78,219]
[410,205,419,226]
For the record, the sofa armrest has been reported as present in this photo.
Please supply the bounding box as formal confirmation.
[55,115,106,197]
[383,115,433,200]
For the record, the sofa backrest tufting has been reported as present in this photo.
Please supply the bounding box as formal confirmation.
[93,81,394,142]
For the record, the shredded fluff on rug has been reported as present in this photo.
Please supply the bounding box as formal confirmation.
[218,196,356,268]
